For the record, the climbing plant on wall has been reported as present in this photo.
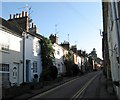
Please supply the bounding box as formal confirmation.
[40,36,55,70]
[64,50,74,76]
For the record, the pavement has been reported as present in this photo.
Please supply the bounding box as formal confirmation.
[99,73,118,99]
[2,71,118,100]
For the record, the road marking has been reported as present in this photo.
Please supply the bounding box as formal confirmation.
[29,77,80,99]
[71,73,99,99]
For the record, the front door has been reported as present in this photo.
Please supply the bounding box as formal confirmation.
[26,60,30,82]
[13,63,19,84]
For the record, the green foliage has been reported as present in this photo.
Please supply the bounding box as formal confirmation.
[42,65,58,81]
[40,37,58,81]
[72,64,80,76]
[49,65,58,80]
[40,36,55,69]
[65,50,74,62]
[64,50,74,76]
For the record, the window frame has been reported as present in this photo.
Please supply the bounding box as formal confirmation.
[33,61,37,73]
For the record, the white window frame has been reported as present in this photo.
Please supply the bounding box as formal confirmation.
[0,43,9,52]
[0,63,9,73]
[33,61,37,73]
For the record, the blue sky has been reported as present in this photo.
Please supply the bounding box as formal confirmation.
[1,2,103,59]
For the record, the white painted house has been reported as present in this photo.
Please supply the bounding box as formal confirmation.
[8,11,43,84]
[23,32,42,83]
[52,43,65,74]
[0,11,42,86]
[0,18,23,86]
[49,34,66,74]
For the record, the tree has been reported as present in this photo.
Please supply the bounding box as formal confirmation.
[88,48,97,71]
[90,48,97,60]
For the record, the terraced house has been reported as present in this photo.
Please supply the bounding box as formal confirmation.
[0,11,42,87]
[102,1,120,99]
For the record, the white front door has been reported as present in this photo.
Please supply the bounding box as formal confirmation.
[13,63,19,84]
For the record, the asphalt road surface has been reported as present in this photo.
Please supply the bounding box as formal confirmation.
[29,71,105,99]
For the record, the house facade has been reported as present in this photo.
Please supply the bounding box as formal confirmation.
[0,11,42,86]
[49,34,68,74]
[23,32,42,83]
[73,53,78,65]
[102,1,120,99]
[77,56,81,70]
[0,18,23,86]
[52,43,65,74]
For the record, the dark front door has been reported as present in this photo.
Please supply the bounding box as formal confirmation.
[26,60,30,82]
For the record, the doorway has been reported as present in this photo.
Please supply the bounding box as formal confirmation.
[13,63,19,84]
[26,60,30,82]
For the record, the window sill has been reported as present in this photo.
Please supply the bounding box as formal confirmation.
[0,50,10,54]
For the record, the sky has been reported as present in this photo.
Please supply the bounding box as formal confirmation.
[1,2,103,59]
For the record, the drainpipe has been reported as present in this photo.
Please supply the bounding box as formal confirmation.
[22,32,26,83]
[113,2,120,86]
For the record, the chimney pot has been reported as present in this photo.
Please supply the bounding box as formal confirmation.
[34,25,36,28]
[16,13,18,18]
[22,11,24,17]
[13,14,15,18]
[25,12,28,17]
[32,23,34,28]
[10,14,12,19]
[19,13,21,18]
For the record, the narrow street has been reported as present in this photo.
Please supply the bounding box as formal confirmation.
[1,2,120,99]
[29,71,115,99]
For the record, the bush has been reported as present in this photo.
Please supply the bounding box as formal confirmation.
[72,64,80,76]
[49,65,58,80]
[42,68,51,81]
[42,66,58,81]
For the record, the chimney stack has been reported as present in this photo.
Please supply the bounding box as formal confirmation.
[8,11,29,33]
[49,34,58,44]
